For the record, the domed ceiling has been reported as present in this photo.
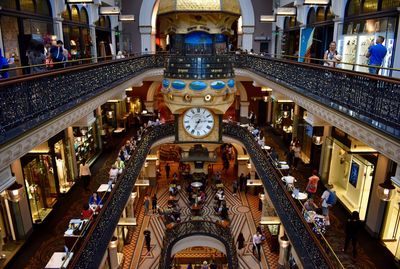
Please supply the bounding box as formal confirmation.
[158,0,241,15]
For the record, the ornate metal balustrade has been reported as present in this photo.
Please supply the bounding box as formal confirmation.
[233,54,400,140]
[158,220,238,269]
[223,122,336,268]
[69,123,175,268]
[1,54,399,146]
[0,55,164,145]
[69,122,335,269]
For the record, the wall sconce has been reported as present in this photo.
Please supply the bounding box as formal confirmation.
[126,97,131,103]
[282,111,289,118]
[6,183,24,202]
[142,109,148,115]
[263,96,268,102]
[81,128,88,136]
[312,135,323,145]
[377,179,396,201]
[107,111,114,119]
[247,161,252,169]
[144,161,149,168]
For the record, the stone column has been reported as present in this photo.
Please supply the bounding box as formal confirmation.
[242,26,255,51]
[278,235,290,268]
[89,25,98,63]
[139,26,152,53]
[292,104,300,139]
[267,97,273,124]
[240,101,250,123]
[108,236,119,269]
[53,17,64,42]
[111,29,116,59]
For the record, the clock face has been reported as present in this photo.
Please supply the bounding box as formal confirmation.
[183,107,214,137]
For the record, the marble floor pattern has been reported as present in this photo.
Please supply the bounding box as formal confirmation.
[122,177,279,269]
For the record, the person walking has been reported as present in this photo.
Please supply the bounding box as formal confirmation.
[165,163,171,179]
[79,159,91,191]
[50,40,66,69]
[321,185,336,226]
[239,173,246,191]
[293,142,301,170]
[144,195,150,215]
[144,229,151,252]
[252,231,263,261]
[237,232,245,256]
[343,211,362,258]
[152,194,158,214]
[232,179,238,196]
[366,36,387,75]
[306,170,320,198]
[0,48,9,79]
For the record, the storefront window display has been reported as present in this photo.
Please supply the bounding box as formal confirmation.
[22,154,57,223]
[73,124,101,166]
[54,139,75,193]
[338,17,396,76]
[321,137,375,220]
[381,187,400,259]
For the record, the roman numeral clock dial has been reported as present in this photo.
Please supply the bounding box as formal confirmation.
[183,107,214,138]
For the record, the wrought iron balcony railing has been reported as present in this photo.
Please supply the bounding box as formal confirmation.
[158,220,238,269]
[0,53,399,146]
[68,123,335,269]
[233,54,400,140]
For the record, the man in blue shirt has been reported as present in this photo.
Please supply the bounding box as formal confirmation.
[366,36,387,75]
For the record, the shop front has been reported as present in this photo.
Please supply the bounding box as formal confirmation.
[72,112,102,166]
[320,128,377,220]
[299,6,334,63]
[281,16,300,59]
[95,16,112,60]
[272,100,294,146]
[20,131,75,223]
[0,0,54,75]
[61,5,92,63]
[337,0,398,76]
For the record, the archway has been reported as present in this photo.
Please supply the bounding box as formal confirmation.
[139,0,255,52]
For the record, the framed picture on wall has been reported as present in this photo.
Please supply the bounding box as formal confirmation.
[349,161,360,188]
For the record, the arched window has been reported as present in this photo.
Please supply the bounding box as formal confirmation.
[316,7,325,22]
[307,8,316,25]
[325,6,335,20]
[345,0,361,16]
[62,6,71,20]
[20,0,35,13]
[381,0,400,10]
[71,5,80,22]
[80,7,89,24]
[284,17,290,30]
[362,0,378,13]
[96,16,111,28]
[36,0,51,16]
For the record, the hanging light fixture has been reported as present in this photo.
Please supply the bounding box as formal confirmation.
[377,179,396,201]
[312,135,323,145]
[282,111,289,118]
[106,111,114,119]
[247,161,252,169]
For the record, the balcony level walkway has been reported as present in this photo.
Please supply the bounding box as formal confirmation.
[3,125,398,269]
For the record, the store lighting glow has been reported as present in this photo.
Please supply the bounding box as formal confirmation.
[277,99,293,103]
[107,111,114,119]
[107,99,119,103]
[261,87,272,92]
[66,0,93,3]
[260,15,276,22]
[126,97,131,103]
[276,7,296,16]
[303,0,330,5]
[99,6,120,15]
[125,87,133,91]
[119,15,135,21]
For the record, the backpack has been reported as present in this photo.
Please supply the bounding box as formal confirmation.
[326,190,337,206]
